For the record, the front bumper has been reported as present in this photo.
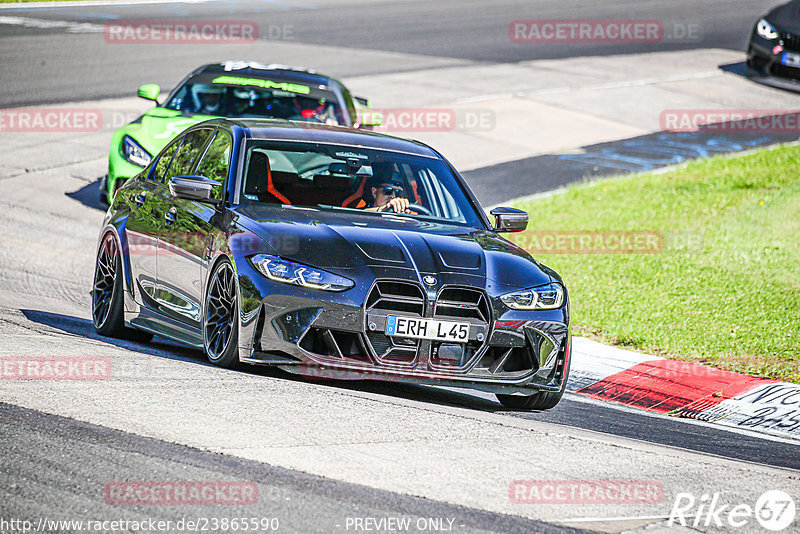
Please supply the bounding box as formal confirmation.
[747,33,800,81]
[236,262,570,396]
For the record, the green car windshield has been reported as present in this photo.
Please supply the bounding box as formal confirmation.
[165,74,346,126]
[240,140,484,227]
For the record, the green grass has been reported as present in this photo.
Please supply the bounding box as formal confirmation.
[508,143,800,383]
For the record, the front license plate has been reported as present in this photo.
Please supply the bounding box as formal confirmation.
[385,315,469,342]
[782,52,800,67]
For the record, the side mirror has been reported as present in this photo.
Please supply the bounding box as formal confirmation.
[358,109,383,127]
[137,83,160,103]
[169,175,221,205]
[354,97,382,128]
[490,207,528,232]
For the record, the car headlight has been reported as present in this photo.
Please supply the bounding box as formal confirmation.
[122,135,153,167]
[756,18,778,40]
[250,254,354,292]
[500,283,564,310]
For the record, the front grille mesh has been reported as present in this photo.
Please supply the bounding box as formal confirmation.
[298,281,496,372]
[362,281,492,370]
[782,32,800,52]
[434,287,490,322]
[429,287,490,369]
[364,281,425,365]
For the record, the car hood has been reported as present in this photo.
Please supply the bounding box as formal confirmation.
[767,1,800,33]
[122,108,216,155]
[232,205,557,292]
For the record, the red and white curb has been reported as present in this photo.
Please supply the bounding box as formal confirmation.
[569,337,800,440]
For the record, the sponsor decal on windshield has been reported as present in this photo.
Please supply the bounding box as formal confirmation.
[211,76,311,95]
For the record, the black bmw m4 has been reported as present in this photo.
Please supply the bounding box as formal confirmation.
[93,119,571,410]
[747,0,800,80]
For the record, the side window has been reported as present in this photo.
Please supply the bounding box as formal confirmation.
[168,128,214,181]
[151,138,181,184]
[196,131,232,200]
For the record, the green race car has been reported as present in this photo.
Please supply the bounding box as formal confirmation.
[102,61,380,204]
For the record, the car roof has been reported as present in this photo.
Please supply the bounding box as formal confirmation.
[219,118,442,158]
[195,61,337,87]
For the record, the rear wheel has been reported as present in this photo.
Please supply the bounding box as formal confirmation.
[92,232,152,342]
[203,260,240,368]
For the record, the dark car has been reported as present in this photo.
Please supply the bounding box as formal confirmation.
[92,119,571,410]
[747,1,800,80]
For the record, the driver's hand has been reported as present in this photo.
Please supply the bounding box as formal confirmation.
[379,197,410,213]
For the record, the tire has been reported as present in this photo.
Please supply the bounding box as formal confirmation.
[496,340,572,411]
[496,390,564,411]
[92,232,152,342]
[203,259,240,368]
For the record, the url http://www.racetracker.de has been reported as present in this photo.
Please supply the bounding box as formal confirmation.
[0,516,281,533]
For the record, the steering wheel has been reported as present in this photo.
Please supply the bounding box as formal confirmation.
[385,203,431,216]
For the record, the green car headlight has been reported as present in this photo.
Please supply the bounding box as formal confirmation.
[122,135,153,167]
[500,282,564,310]
[250,254,354,292]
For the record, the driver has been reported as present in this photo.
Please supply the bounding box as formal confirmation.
[232,89,253,114]
[292,96,336,125]
[191,84,225,114]
[365,163,410,213]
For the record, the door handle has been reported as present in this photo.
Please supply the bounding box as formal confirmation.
[165,207,177,225]
[134,192,146,207]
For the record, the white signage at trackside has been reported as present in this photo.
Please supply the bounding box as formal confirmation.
[695,383,800,437]
[568,337,800,440]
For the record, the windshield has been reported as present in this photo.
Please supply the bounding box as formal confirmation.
[164,73,346,126]
[239,140,483,226]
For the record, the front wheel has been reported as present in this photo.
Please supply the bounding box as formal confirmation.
[92,232,152,342]
[203,260,240,368]
[496,390,564,411]
[497,341,571,410]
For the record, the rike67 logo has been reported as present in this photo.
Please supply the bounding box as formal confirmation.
[669,490,796,531]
